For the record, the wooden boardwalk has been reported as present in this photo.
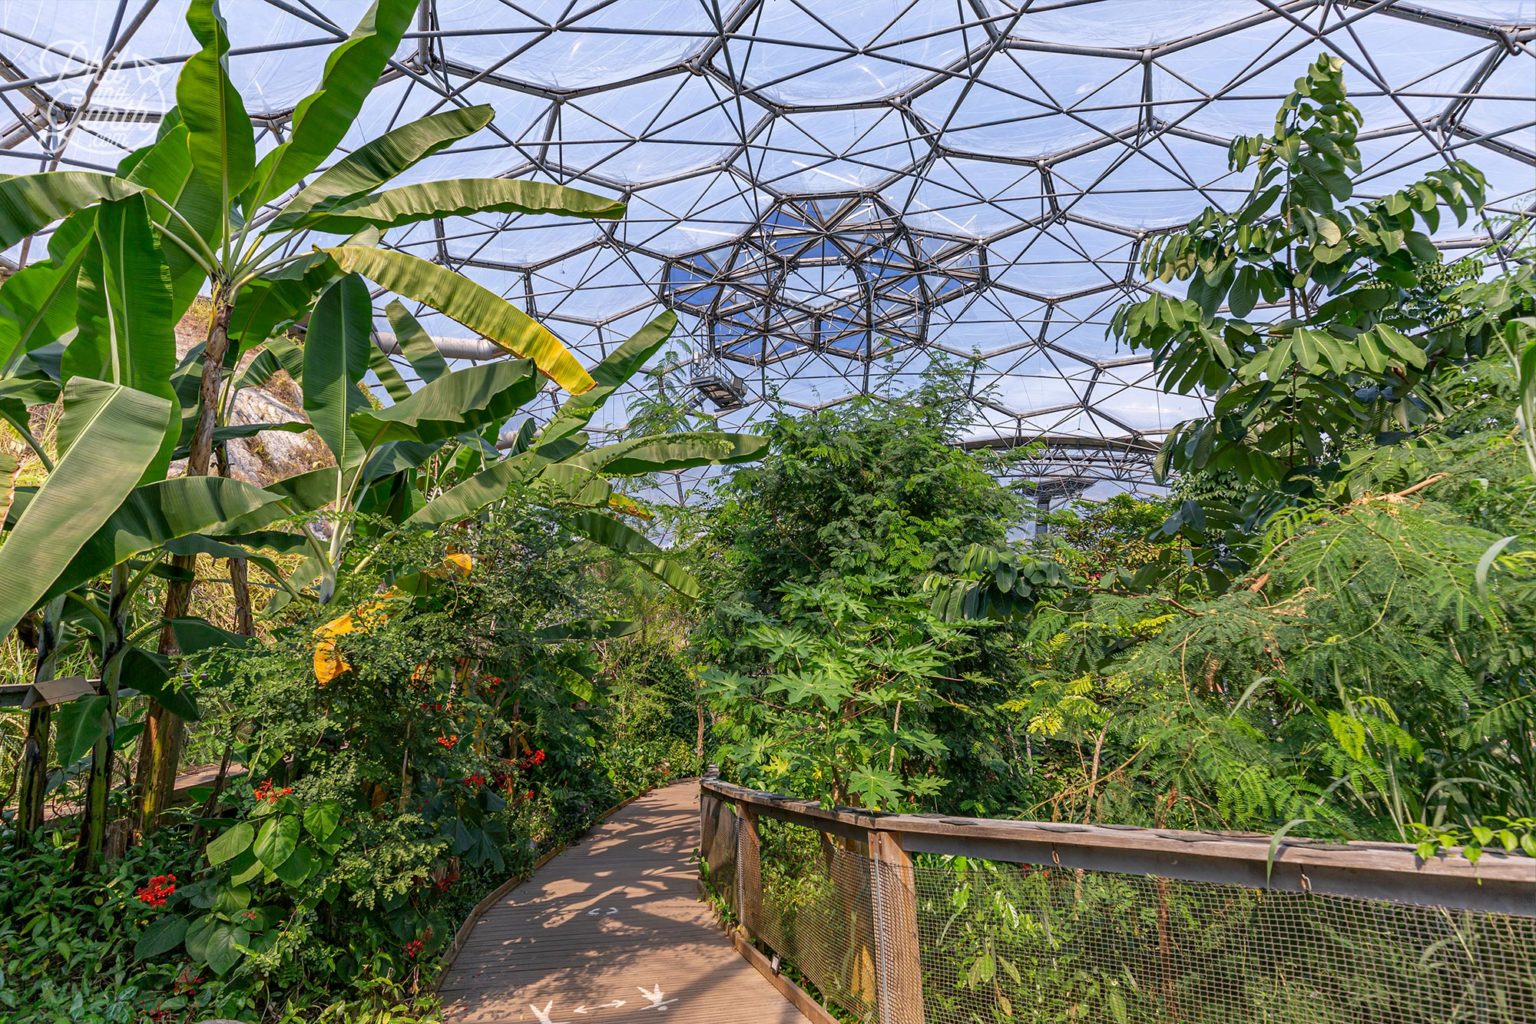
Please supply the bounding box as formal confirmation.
[440,781,807,1024]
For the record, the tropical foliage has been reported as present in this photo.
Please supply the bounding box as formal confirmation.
[1,29,1532,1024]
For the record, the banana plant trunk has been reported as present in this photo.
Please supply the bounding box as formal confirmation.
[14,602,63,841]
[137,298,232,833]
[76,565,129,873]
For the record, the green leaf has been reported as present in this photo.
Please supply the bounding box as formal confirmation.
[324,245,595,395]
[253,814,300,870]
[272,844,319,886]
[54,694,110,767]
[404,437,581,528]
[572,432,769,476]
[120,645,200,720]
[0,172,141,251]
[0,379,169,638]
[172,420,309,460]
[271,106,494,231]
[134,915,188,960]
[1228,268,1258,318]
[1374,324,1427,370]
[170,616,256,655]
[0,215,94,372]
[122,119,219,313]
[206,821,254,866]
[350,358,539,448]
[302,799,342,842]
[300,178,625,235]
[178,0,255,209]
[539,310,676,445]
[202,922,246,976]
[40,475,285,606]
[568,511,700,600]
[64,194,181,479]
[244,0,418,209]
[228,251,340,352]
[383,300,448,383]
[303,274,374,471]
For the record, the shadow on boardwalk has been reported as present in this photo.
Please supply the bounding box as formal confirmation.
[440,781,806,1024]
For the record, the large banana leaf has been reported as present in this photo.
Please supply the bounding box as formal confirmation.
[0,379,170,638]
[178,0,254,211]
[325,245,594,395]
[64,194,180,479]
[234,335,304,391]
[303,274,373,471]
[361,440,448,485]
[0,172,141,250]
[228,251,339,353]
[538,310,676,446]
[244,0,418,210]
[534,463,613,507]
[567,511,700,600]
[238,466,338,514]
[40,476,286,606]
[0,213,94,373]
[121,115,219,313]
[271,105,494,231]
[300,178,624,235]
[368,344,414,402]
[384,300,447,383]
[404,435,585,529]
[570,431,769,476]
[349,358,539,448]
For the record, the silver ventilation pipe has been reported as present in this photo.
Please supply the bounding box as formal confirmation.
[371,331,505,362]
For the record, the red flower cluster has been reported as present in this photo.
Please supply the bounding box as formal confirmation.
[519,748,546,770]
[136,874,177,908]
[436,734,459,749]
[404,938,424,959]
[254,779,292,803]
[434,865,460,892]
[461,772,486,788]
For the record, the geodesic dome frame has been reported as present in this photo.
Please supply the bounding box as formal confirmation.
[1,0,1532,490]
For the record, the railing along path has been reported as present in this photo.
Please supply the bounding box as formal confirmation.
[701,774,1536,1024]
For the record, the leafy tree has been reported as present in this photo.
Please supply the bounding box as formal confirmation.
[1111,54,1491,574]
[1015,58,1536,849]
[701,368,1037,813]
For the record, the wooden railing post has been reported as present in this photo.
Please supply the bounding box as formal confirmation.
[871,829,924,1024]
[737,802,762,937]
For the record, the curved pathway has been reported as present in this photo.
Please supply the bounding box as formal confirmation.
[440,781,806,1024]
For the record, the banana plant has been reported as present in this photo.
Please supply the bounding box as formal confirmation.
[0,0,628,829]
[292,306,767,604]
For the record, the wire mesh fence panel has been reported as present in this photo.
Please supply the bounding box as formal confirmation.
[749,817,881,1023]
[700,791,739,917]
[909,855,1536,1024]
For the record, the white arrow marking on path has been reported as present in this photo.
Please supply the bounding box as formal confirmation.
[531,1000,570,1024]
[638,984,679,1011]
[572,998,625,1016]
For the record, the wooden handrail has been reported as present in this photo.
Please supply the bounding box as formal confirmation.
[701,778,1536,916]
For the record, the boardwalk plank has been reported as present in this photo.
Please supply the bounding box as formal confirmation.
[441,781,807,1024]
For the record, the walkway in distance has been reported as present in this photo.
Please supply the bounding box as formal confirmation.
[440,780,807,1024]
